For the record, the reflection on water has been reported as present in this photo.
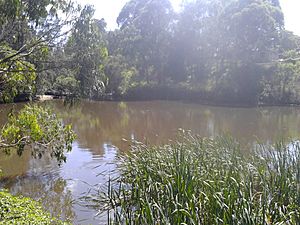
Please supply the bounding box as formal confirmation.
[48,100,300,149]
[1,100,300,224]
[0,141,117,224]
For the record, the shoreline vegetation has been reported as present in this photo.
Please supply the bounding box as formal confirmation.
[26,94,300,108]
[0,190,67,224]
[87,132,300,225]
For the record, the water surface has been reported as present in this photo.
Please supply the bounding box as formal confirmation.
[1,100,300,224]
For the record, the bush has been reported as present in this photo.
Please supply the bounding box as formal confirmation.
[0,191,67,225]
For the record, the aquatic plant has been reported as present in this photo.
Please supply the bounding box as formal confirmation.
[88,132,300,224]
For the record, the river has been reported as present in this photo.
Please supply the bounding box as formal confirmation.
[1,100,300,224]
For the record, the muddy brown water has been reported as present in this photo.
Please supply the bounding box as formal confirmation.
[1,100,300,224]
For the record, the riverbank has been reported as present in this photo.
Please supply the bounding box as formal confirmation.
[62,84,300,107]
[121,85,300,107]
[2,84,300,107]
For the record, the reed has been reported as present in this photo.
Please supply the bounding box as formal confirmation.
[88,132,300,224]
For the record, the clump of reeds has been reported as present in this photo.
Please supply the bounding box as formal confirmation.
[88,132,300,225]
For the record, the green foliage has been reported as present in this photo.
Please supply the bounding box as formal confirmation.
[0,0,70,25]
[261,63,300,104]
[114,0,173,85]
[0,191,67,225]
[53,75,80,97]
[260,50,300,104]
[101,0,300,104]
[65,5,108,99]
[0,105,76,165]
[92,133,300,224]
[0,0,77,102]
[1,0,300,104]
[104,55,137,95]
[223,0,283,62]
[0,44,36,103]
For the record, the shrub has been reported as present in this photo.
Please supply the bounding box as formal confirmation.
[0,191,67,225]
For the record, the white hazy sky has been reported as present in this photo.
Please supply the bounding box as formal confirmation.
[77,0,300,35]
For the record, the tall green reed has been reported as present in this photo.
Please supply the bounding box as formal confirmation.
[87,132,300,225]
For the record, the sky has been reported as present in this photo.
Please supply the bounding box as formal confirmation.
[77,0,300,36]
[280,0,300,35]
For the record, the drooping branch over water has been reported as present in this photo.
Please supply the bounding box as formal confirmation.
[0,105,76,165]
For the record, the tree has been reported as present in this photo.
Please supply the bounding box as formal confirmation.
[260,50,300,104]
[0,0,76,102]
[116,0,174,84]
[65,5,108,99]
[221,0,283,63]
[171,0,285,103]
[104,55,137,96]
[0,44,36,102]
[172,0,225,85]
[53,74,80,97]
[212,0,284,102]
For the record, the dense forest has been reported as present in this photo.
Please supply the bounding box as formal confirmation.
[1,0,300,105]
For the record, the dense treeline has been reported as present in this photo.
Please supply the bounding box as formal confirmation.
[1,0,300,105]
